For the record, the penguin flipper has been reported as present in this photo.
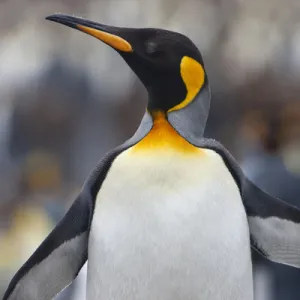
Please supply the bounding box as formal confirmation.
[2,112,152,300]
[203,139,300,268]
[242,178,300,268]
[2,191,91,300]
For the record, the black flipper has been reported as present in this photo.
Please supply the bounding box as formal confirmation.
[2,113,152,300]
[202,138,300,268]
[2,189,90,300]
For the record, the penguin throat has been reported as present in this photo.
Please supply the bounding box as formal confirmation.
[147,81,187,112]
[132,111,200,154]
[146,56,205,113]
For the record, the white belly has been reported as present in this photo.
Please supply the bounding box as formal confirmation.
[87,148,253,300]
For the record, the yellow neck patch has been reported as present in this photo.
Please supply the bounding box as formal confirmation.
[131,111,201,154]
[168,56,205,112]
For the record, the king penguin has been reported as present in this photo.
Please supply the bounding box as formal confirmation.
[3,14,300,300]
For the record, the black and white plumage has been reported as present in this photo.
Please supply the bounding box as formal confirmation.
[3,14,300,300]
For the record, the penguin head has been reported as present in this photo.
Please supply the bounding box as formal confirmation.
[46,14,207,113]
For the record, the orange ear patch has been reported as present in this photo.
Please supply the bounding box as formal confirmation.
[168,56,205,112]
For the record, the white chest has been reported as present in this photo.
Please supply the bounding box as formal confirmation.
[87,148,253,300]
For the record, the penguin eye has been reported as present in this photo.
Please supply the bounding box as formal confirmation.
[146,42,164,57]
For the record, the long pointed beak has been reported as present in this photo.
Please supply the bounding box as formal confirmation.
[46,14,133,53]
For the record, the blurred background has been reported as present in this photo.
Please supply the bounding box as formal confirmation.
[0,0,300,299]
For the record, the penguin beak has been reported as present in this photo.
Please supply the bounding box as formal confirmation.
[46,14,133,53]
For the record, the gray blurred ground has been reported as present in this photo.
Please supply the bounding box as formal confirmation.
[0,1,300,299]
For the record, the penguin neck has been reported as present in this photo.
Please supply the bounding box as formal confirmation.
[134,82,211,148]
[146,79,187,112]
[166,84,211,141]
[132,110,201,154]
[131,86,210,154]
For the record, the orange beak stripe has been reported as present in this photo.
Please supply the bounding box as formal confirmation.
[77,25,133,52]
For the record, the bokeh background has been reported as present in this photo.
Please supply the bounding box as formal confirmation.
[1,0,300,299]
